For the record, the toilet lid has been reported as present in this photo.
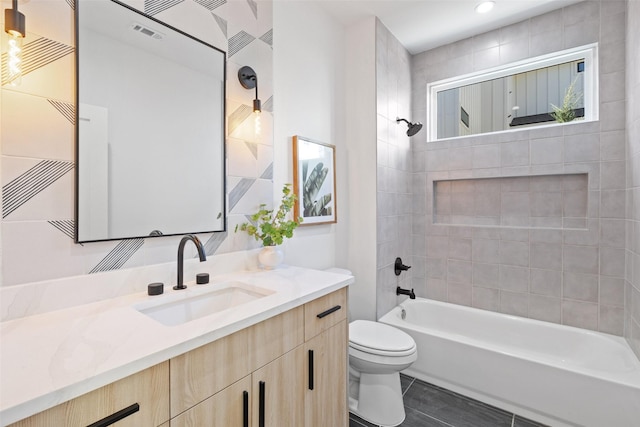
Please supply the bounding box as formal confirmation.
[349,320,416,356]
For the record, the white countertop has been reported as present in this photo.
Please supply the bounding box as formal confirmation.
[0,266,353,426]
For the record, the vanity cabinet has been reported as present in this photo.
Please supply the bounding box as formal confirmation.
[8,362,170,427]
[170,288,347,427]
[304,320,348,426]
[7,288,347,427]
[169,306,304,417]
[304,288,348,427]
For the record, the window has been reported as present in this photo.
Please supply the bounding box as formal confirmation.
[427,44,598,142]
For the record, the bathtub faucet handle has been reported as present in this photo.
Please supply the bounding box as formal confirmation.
[394,257,412,276]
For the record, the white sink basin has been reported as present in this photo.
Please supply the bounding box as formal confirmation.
[136,282,274,326]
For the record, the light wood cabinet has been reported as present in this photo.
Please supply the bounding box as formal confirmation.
[170,375,252,427]
[9,289,347,427]
[169,289,347,427]
[303,288,348,427]
[252,346,305,427]
[170,327,251,416]
[248,305,304,371]
[169,306,304,417]
[8,362,170,427]
[171,347,306,427]
[305,320,348,427]
[304,287,347,341]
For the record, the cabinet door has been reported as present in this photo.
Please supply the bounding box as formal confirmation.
[251,346,304,427]
[249,305,304,371]
[170,376,252,427]
[8,362,170,427]
[170,328,250,416]
[304,320,348,427]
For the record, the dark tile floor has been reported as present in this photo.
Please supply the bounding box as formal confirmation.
[349,374,548,427]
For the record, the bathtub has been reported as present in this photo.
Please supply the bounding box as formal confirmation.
[379,298,640,427]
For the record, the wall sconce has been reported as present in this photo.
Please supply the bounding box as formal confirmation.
[4,0,26,86]
[238,65,261,113]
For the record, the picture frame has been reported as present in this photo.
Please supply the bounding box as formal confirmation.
[292,135,337,225]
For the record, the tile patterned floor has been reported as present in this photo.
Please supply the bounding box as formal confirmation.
[349,374,548,427]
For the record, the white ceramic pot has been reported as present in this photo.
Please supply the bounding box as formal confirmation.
[258,246,284,269]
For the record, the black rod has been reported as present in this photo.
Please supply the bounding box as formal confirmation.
[86,403,139,427]
[259,381,266,427]
[243,390,249,427]
[308,350,315,390]
[317,305,341,319]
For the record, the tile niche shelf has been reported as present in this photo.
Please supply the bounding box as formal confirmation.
[433,173,588,230]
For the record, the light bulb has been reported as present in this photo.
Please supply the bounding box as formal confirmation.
[254,111,261,137]
[6,32,23,86]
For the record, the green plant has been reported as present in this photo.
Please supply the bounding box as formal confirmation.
[550,77,583,123]
[235,184,302,246]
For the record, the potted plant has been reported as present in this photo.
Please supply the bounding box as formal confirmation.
[235,184,302,268]
[550,76,583,123]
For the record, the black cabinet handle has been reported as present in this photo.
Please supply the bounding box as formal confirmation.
[308,349,315,390]
[259,381,266,427]
[86,403,139,427]
[317,305,341,319]
[242,390,249,427]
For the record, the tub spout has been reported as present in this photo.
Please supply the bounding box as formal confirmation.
[397,286,415,299]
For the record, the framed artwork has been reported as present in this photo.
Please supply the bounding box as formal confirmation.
[292,135,337,225]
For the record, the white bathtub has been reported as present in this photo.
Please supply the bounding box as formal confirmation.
[379,298,640,427]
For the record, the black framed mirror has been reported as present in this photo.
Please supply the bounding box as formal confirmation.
[75,0,226,243]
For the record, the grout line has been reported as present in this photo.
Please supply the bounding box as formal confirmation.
[409,406,457,427]
[402,377,416,396]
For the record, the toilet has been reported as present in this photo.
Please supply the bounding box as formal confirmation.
[348,320,418,426]
[323,268,418,426]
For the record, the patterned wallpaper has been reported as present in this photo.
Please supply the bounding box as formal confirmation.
[0,0,274,286]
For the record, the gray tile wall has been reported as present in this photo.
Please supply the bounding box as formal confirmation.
[375,20,413,319]
[433,174,588,228]
[625,0,640,358]
[410,1,627,334]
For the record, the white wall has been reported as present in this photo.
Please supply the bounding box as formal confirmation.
[272,1,346,270]
[345,17,378,321]
[273,3,377,321]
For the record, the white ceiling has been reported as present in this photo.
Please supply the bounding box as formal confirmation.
[314,0,584,54]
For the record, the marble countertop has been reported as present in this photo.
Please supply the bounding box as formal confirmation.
[0,266,353,426]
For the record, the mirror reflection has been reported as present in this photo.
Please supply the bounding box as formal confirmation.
[76,0,226,243]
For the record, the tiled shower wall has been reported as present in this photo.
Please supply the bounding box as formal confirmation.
[410,1,627,335]
[375,20,413,319]
[625,0,640,358]
[0,0,273,287]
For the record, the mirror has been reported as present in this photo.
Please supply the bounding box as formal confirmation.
[427,44,598,141]
[75,0,226,243]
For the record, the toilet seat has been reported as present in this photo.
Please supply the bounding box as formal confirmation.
[349,320,416,357]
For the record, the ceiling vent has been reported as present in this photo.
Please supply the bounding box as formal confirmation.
[130,22,164,40]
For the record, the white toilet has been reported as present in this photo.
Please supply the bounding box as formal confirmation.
[323,268,417,426]
[348,319,417,426]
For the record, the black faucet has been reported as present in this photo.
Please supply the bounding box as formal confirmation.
[174,234,207,290]
[397,286,416,299]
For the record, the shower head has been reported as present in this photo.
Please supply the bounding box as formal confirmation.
[396,117,423,137]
